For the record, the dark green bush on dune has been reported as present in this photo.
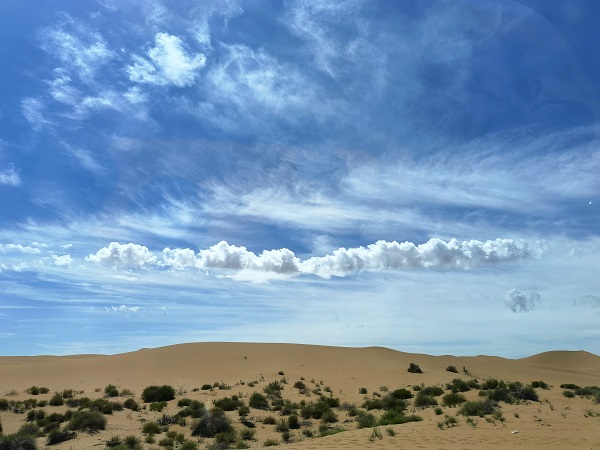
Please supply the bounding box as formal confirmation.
[141,385,175,403]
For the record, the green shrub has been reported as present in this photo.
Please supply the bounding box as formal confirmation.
[275,419,289,433]
[481,379,502,390]
[414,393,438,407]
[213,396,243,411]
[142,385,175,403]
[560,383,579,390]
[379,410,422,425]
[263,381,284,398]
[356,412,376,429]
[459,400,498,417]
[0,433,37,450]
[262,416,276,425]
[574,386,600,397]
[142,421,162,435]
[263,439,279,447]
[421,386,444,397]
[563,390,575,398]
[150,401,167,412]
[442,392,466,407]
[0,399,9,411]
[446,366,458,373]
[191,411,233,438]
[67,410,107,432]
[104,384,119,398]
[288,414,300,429]
[390,388,413,400]
[249,392,269,410]
[320,409,338,423]
[240,428,256,440]
[446,379,471,393]
[200,384,212,390]
[47,429,76,445]
[434,407,443,415]
[359,387,368,394]
[530,381,549,389]
[123,398,139,411]
[294,381,307,390]
[49,393,64,406]
[408,363,422,374]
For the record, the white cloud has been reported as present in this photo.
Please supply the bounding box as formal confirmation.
[301,238,532,278]
[21,98,50,129]
[105,305,141,314]
[40,20,114,83]
[86,242,157,269]
[127,33,206,87]
[88,237,531,279]
[0,244,41,254]
[63,143,104,175]
[503,289,541,313]
[0,168,21,186]
[53,255,73,266]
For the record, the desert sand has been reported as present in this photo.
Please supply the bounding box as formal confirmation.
[0,343,598,449]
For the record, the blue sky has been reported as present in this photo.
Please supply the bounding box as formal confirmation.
[1,0,599,357]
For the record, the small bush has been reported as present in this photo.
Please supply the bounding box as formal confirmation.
[150,401,167,412]
[530,381,549,389]
[446,379,471,393]
[560,383,579,390]
[263,439,279,447]
[67,410,107,432]
[0,433,37,450]
[359,387,368,394]
[262,416,276,425]
[459,400,498,417]
[421,386,444,397]
[408,363,422,374]
[414,393,438,408]
[49,393,64,406]
[123,398,139,411]
[213,396,243,411]
[142,421,162,435]
[47,429,76,445]
[356,412,376,429]
[390,388,413,400]
[294,381,307,390]
[379,410,422,425]
[434,407,443,415]
[288,414,300,429]
[442,392,466,407]
[191,411,233,438]
[275,419,289,433]
[563,390,575,398]
[446,366,458,373]
[141,385,175,403]
[249,392,269,410]
[263,381,284,398]
[240,428,256,440]
[104,384,119,398]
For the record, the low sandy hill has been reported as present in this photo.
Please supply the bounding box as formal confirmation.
[0,343,598,450]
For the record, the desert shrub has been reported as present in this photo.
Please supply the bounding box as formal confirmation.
[240,428,256,440]
[213,396,243,411]
[434,407,443,415]
[356,412,376,429]
[0,399,8,411]
[287,414,300,430]
[530,381,549,389]
[123,398,139,411]
[249,392,269,410]
[25,387,42,396]
[104,384,119,398]
[142,385,175,403]
[301,400,334,420]
[142,421,162,435]
[179,441,198,450]
[17,424,39,437]
[485,387,512,403]
[574,386,600,397]
[446,379,471,393]
[390,388,413,400]
[263,381,284,398]
[275,419,289,433]
[176,400,206,419]
[66,396,91,408]
[47,429,76,445]
[294,381,307,390]
[320,409,338,423]
[379,409,422,425]
[446,366,458,373]
[408,363,422,373]
[121,435,142,449]
[0,432,38,450]
[414,393,438,407]
[361,398,383,410]
[560,383,580,390]
[49,393,64,406]
[150,401,167,412]
[359,387,368,394]
[177,398,194,407]
[381,395,407,411]
[459,400,498,417]
[200,384,212,391]
[262,416,276,425]
[508,383,539,402]
[442,392,466,407]
[280,400,299,416]
[105,435,122,448]
[67,410,107,432]
[421,386,444,397]
[191,410,233,438]
[263,439,279,447]
[481,379,503,390]
[563,390,575,398]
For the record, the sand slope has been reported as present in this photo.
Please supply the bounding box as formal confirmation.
[0,343,598,449]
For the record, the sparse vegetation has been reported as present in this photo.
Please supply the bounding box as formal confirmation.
[408,363,423,374]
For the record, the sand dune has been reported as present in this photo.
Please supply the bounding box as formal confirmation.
[0,343,598,449]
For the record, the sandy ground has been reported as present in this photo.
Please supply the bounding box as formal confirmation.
[0,343,598,449]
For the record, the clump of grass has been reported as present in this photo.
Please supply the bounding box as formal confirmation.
[368,427,383,441]
[142,421,162,435]
[459,400,498,417]
[263,438,279,446]
[434,407,443,415]
[262,416,277,425]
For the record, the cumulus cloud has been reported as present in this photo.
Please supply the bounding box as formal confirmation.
[503,289,541,313]
[0,168,21,186]
[53,255,72,266]
[86,242,157,269]
[89,238,531,278]
[127,33,206,87]
[0,244,41,254]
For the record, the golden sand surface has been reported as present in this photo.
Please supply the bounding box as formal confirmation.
[0,343,598,449]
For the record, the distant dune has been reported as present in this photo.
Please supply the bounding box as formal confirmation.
[0,343,598,449]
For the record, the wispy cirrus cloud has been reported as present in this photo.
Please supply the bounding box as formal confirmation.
[127,33,206,87]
